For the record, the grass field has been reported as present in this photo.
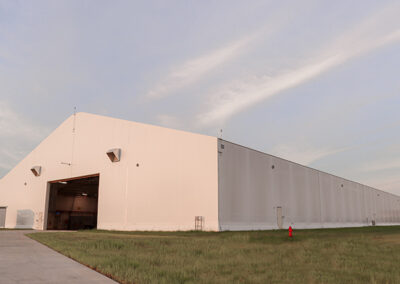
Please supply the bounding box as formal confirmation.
[28,226,400,284]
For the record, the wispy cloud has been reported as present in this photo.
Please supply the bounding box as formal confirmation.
[196,6,400,127]
[196,55,343,127]
[271,144,350,166]
[146,33,258,99]
[0,102,47,140]
[0,102,49,178]
[155,114,182,129]
[377,179,400,194]
[360,159,400,173]
[362,174,400,195]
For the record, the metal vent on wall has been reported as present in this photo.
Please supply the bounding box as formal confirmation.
[106,148,121,162]
[30,166,41,177]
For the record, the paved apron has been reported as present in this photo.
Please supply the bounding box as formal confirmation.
[0,230,116,284]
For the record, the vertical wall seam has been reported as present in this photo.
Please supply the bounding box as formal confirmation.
[317,172,323,227]
[124,124,132,229]
[124,166,129,229]
[70,113,76,176]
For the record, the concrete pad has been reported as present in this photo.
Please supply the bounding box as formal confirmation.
[0,230,116,283]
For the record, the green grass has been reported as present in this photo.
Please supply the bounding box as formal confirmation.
[27,226,400,284]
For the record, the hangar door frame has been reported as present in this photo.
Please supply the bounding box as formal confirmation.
[44,173,100,230]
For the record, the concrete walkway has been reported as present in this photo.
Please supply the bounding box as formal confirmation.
[0,230,116,283]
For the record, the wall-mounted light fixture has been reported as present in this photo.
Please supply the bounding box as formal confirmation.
[30,166,42,177]
[107,148,121,162]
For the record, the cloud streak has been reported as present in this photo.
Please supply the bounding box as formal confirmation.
[0,102,47,140]
[362,174,400,195]
[0,102,49,178]
[196,55,343,127]
[360,158,400,173]
[271,144,350,166]
[196,8,400,127]
[155,114,182,129]
[146,33,258,99]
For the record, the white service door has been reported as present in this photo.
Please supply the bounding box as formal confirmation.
[276,207,283,229]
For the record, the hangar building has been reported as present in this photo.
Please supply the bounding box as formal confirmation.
[0,112,399,231]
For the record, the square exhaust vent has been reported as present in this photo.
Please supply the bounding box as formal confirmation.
[107,148,121,162]
[30,166,42,177]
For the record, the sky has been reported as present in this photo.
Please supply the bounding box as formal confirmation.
[0,1,400,194]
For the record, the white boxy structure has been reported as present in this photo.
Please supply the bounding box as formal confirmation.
[0,112,399,231]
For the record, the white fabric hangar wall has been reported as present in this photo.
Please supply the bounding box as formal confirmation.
[218,140,400,230]
[0,113,219,231]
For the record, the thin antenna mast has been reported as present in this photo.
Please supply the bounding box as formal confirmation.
[72,106,76,133]
[70,106,77,174]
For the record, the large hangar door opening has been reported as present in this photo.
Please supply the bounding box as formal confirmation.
[47,175,99,230]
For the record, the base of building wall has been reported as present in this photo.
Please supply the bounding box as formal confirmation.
[98,222,220,232]
[14,225,34,229]
[219,222,400,231]
[7,222,400,231]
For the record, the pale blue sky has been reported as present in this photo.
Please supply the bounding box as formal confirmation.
[1,1,400,194]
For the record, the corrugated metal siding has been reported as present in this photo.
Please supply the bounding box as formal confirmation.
[218,139,400,230]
